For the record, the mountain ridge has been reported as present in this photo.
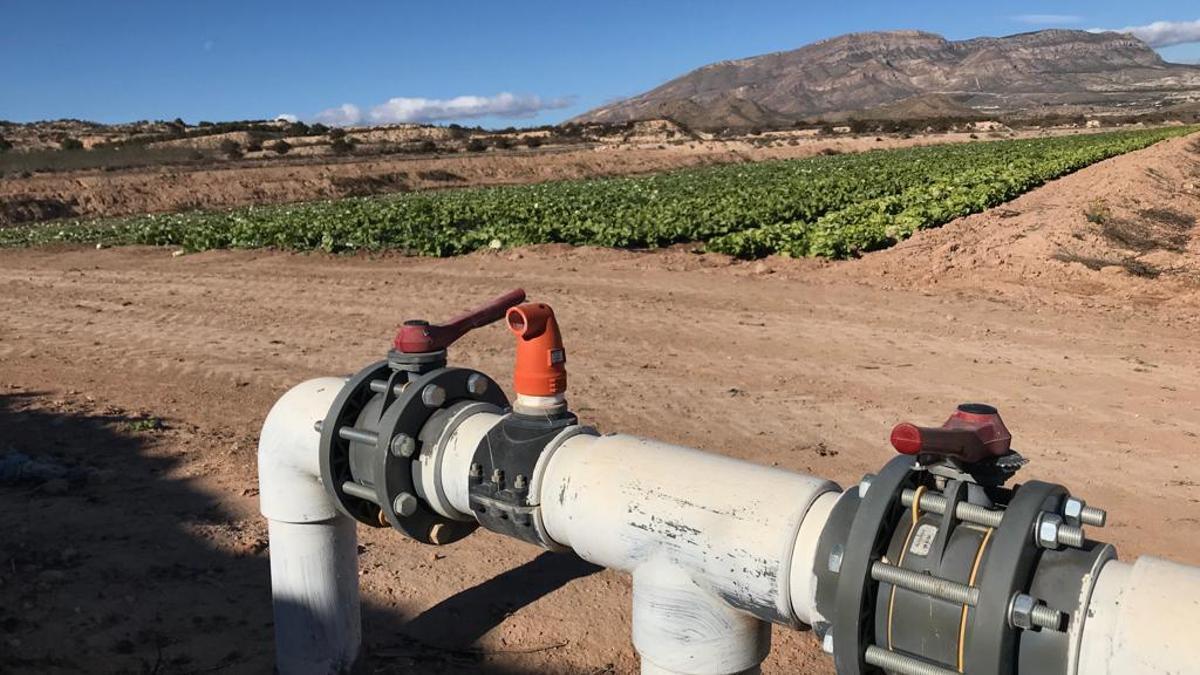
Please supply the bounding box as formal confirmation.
[574,29,1200,129]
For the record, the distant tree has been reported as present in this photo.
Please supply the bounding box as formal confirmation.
[413,140,438,153]
[289,121,311,136]
[524,136,543,148]
[219,139,243,159]
[465,139,487,152]
[492,137,512,150]
[199,121,213,127]
[328,127,347,140]
[245,137,264,152]
[330,137,354,154]
[188,149,206,161]
[60,137,84,150]
[0,136,11,152]
[309,123,329,135]
[271,139,292,155]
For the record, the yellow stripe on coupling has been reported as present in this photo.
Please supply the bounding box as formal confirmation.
[887,485,927,650]
[958,526,994,672]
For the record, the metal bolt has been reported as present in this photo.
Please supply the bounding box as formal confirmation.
[865,645,958,675]
[466,373,489,396]
[338,426,380,446]
[313,419,324,433]
[1036,512,1064,548]
[1009,593,1066,631]
[421,384,446,408]
[828,544,845,574]
[1063,497,1085,524]
[389,433,417,458]
[1038,511,1085,549]
[491,468,504,485]
[901,489,1004,529]
[469,463,483,480]
[871,561,980,606]
[1081,504,1107,527]
[821,631,834,654]
[859,474,874,497]
[393,492,418,517]
[513,474,528,490]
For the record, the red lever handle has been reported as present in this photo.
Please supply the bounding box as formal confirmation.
[393,288,527,353]
[890,403,1012,464]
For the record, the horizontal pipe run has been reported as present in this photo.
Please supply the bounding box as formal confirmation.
[871,561,979,606]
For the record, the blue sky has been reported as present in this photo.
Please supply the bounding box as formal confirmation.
[2,1,1198,127]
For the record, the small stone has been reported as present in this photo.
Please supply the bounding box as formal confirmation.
[171,250,185,258]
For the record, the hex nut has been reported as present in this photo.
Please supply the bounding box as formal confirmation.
[1037,512,1064,549]
[389,433,417,458]
[466,373,489,396]
[1063,497,1085,524]
[421,385,447,408]
[393,492,419,517]
[1009,593,1037,630]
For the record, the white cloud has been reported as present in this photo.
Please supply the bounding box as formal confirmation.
[275,113,298,123]
[367,92,573,124]
[314,103,362,126]
[1095,19,1200,48]
[1012,14,1083,25]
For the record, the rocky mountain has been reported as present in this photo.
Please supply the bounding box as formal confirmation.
[574,30,1200,129]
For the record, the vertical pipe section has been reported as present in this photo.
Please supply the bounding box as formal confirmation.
[259,378,362,675]
[1077,556,1200,675]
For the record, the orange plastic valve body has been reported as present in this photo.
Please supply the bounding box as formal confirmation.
[506,303,567,397]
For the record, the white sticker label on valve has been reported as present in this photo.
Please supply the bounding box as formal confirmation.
[909,524,938,557]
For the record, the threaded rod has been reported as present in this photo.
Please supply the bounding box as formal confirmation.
[865,646,959,675]
[337,426,379,446]
[1030,604,1066,631]
[871,561,980,606]
[1080,505,1107,527]
[901,489,1004,528]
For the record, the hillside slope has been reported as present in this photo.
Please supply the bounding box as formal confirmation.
[576,29,1200,129]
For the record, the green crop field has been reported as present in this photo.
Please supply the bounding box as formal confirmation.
[2,126,1195,259]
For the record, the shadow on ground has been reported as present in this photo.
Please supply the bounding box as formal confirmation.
[0,391,602,674]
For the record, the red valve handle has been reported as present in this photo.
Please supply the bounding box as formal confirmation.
[393,288,527,353]
[890,403,1012,464]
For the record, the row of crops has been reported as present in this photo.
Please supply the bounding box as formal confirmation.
[2,126,1195,258]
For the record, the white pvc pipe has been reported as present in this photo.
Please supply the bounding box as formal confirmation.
[536,433,839,674]
[259,378,361,675]
[1077,556,1200,675]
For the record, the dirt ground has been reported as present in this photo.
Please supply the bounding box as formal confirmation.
[0,126,1110,227]
[1,134,1199,674]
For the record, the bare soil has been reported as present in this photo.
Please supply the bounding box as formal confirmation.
[1,134,1199,674]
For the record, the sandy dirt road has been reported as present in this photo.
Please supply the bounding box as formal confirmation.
[2,134,1200,674]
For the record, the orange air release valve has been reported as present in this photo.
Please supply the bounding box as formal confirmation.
[506,303,567,398]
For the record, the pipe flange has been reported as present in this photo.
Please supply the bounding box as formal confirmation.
[372,367,508,544]
[319,360,393,526]
[830,454,919,675]
[966,481,1067,675]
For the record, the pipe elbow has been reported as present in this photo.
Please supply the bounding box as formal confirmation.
[258,377,345,523]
